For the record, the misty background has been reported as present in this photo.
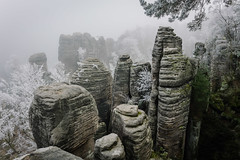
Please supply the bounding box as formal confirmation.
[0,0,202,78]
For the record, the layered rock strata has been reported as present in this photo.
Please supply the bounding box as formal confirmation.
[71,58,112,126]
[29,83,98,159]
[130,62,151,110]
[112,55,132,108]
[149,26,182,145]
[18,146,83,160]
[112,104,152,160]
[94,133,125,160]
[157,48,193,159]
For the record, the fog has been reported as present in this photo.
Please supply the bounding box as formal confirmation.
[0,0,200,78]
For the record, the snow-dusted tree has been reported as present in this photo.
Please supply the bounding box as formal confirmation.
[0,64,47,157]
[139,0,235,31]
[136,67,152,101]
[50,62,70,83]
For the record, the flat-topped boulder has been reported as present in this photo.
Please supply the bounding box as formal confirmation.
[112,104,152,160]
[94,133,125,160]
[29,82,98,159]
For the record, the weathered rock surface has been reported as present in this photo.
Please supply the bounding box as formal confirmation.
[149,27,194,159]
[29,83,98,159]
[149,26,182,145]
[28,52,48,71]
[17,146,83,160]
[157,48,193,159]
[112,55,132,108]
[130,62,151,108]
[112,104,153,160]
[71,58,112,126]
[94,133,125,160]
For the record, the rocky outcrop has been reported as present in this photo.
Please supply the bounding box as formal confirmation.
[149,27,194,159]
[157,48,193,159]
[112,104,152,160]
[71,58,112,126]
[129,62,151,111]
[193,42,210,67]
[28,52,48,71]
[29,83,98,159]
[17,146,83,160]
[58,34,80,73]
[94,133,125,160]
[58,33,111,73]
[149,26,182,145]
[112,55,132,108]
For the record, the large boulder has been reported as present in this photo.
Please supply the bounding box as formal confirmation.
[29,82,98,159]
[71,58,112,127]
[17,146,83,160]
[112,104,153,160]
[94,133,125,160]
[112,55,132,108]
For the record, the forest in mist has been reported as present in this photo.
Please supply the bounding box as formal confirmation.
[1,0,240,160]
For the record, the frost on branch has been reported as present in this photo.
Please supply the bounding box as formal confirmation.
[0,64,48,157]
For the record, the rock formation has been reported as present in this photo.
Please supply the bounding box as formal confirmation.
[58,34,80,73]
[18,146,83,160]
[112,55,132,108]
[94,133,125,160]
[58,33,111,73]
[129,62,151,109]
[112,104,152,160]
[29,83,98,159]
[210,37,231,92]
[28,52,48,71]
[150,27,194,159]
[71,58,112,127]
[149,26,182,145]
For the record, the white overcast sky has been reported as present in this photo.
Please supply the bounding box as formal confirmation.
[0,0,195,70]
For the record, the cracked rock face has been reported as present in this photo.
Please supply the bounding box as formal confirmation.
[94,133,125,160]
[112,55,132,108]
[29,83,98,159]
[71,58,112,126]
[112,104,152,160]
[18,146,83,160]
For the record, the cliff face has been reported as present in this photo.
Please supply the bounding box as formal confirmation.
[71,58,112,127]
[29,83,98,159]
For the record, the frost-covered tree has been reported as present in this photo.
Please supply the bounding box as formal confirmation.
[50,62,70,83]
[0,62,68,158]
[139,0,236,31]
[0,64,46,157]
